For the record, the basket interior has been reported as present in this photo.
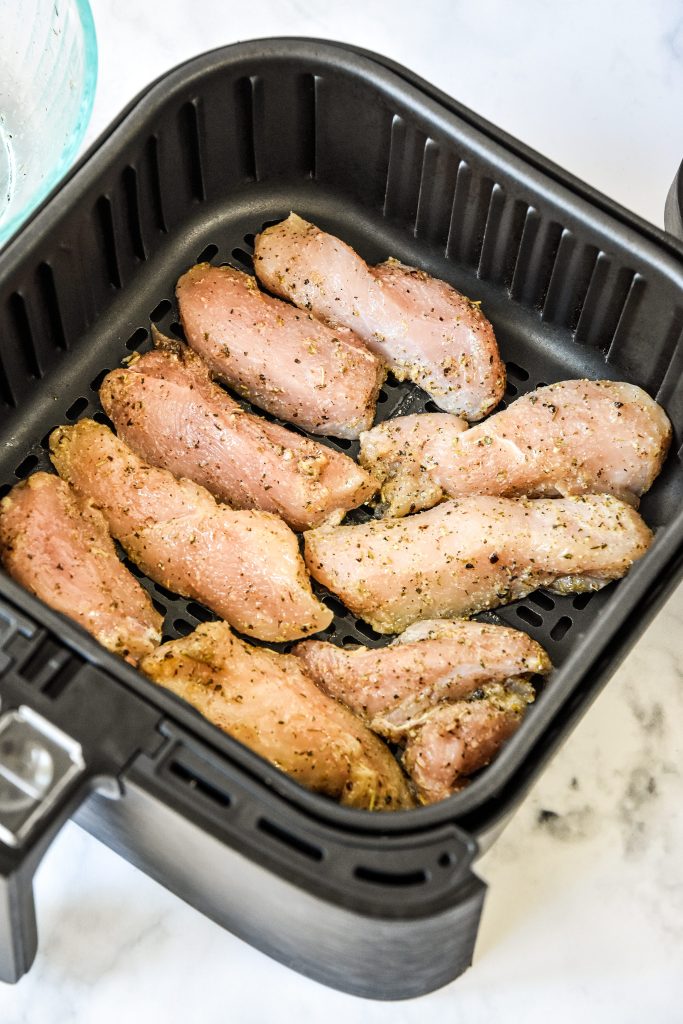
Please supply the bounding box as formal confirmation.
[0,45,681,819]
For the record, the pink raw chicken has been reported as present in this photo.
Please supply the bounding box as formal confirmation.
[293,618,551,740]
[253,213,505,420]
[141,621,414,811]
[0,472,161,664]
[360,379,672,516]
[101,332,377,531]
[402,681,535,803]
[176,263,385,438]
[49,420,331,643]
[304,494,653,634]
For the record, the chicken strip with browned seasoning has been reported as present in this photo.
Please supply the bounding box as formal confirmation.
[176,263,385,438]
[0,472,161,663]
[141,621,414,811]
[293,619,551,739]
[254,213,505,420]
[50,420,331,642]
[101,332,377,531]
[360,380,672,516]
[304,494,653,634]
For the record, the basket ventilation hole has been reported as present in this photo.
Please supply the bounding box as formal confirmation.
[505,380,518,397]
[353,865,428,887]
[65,397,89,421]
[169,321,185,340]
[550,616,572,641]
[438,852,455,868]
[126,327,148,351]
[323,594,348,618]
[257,817,323,862]
[528,591,555,612]
[377,388,389,405]
[0,484,11,499]
[354,618,384,642]
[507,361,530,382]
[90,368,111,391]
[197,243,219,263]
[150,299,172,323]
[168,760,231,808]
[572,592,593,610]
[173,618,194,637]
[152,598,167,617]
[336,437,352,450]
[186,601,214,623]
[515,605,543,628]
[14,454,39,479]
[231,247,253,270]
[92,411,114,428]
[243,233,256,248]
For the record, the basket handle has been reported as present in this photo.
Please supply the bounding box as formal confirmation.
[0,706,90,982]
[665,159,683,241]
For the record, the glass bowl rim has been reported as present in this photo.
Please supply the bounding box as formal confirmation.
[0,0,98,248]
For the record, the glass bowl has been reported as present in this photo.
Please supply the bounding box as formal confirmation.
[0,0,97,249]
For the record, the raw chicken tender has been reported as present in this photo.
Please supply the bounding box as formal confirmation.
[402,680,535,803]
[293,619,551,739]
[0,472,161,663]
[141,621,414,810]
[50,420,331,642]
[254,213,505,420]
[304,494,653,633]
[101,333,377,531]
[360,380,672,516]
[176,262,385,438]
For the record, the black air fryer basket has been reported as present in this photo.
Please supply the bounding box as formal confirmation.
[0,39,681,1000]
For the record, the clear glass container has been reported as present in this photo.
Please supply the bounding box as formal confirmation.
[0,0,97,248]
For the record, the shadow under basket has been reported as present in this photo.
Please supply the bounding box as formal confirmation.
[0,38,682,999]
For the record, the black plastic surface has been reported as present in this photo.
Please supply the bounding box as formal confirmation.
[665,159,683,243]
[0,38,682,996]
[0,592,164,982]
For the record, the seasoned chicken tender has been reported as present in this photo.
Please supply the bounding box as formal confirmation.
[360,380,672,516]
[304,494,653,634]
[101,333,377,531]
[402,680,535,803]
[176,263,385,438]
[254,213,505,420]
[359,412,467,517]
[293,619,551,740]
[50,420,331,643]
[0,472,161,663]
[141,622,414,811]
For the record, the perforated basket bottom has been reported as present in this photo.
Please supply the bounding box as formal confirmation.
[0,187,658,676]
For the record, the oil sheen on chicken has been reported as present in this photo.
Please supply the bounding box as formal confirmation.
[101,331,377,531]
[176,262,385,438]
[360,379,672,516]
[0,472,162,663]
[50,420,331,642]
[304,494,653,633]
[253,213,505,420]
[141,621,414,810]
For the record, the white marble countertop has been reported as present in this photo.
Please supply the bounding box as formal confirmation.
[2,1,683,1021]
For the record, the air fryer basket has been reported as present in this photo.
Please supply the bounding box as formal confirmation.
[0,39,681,999]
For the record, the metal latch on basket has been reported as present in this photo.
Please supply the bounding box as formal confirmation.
[0,706,84,848]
